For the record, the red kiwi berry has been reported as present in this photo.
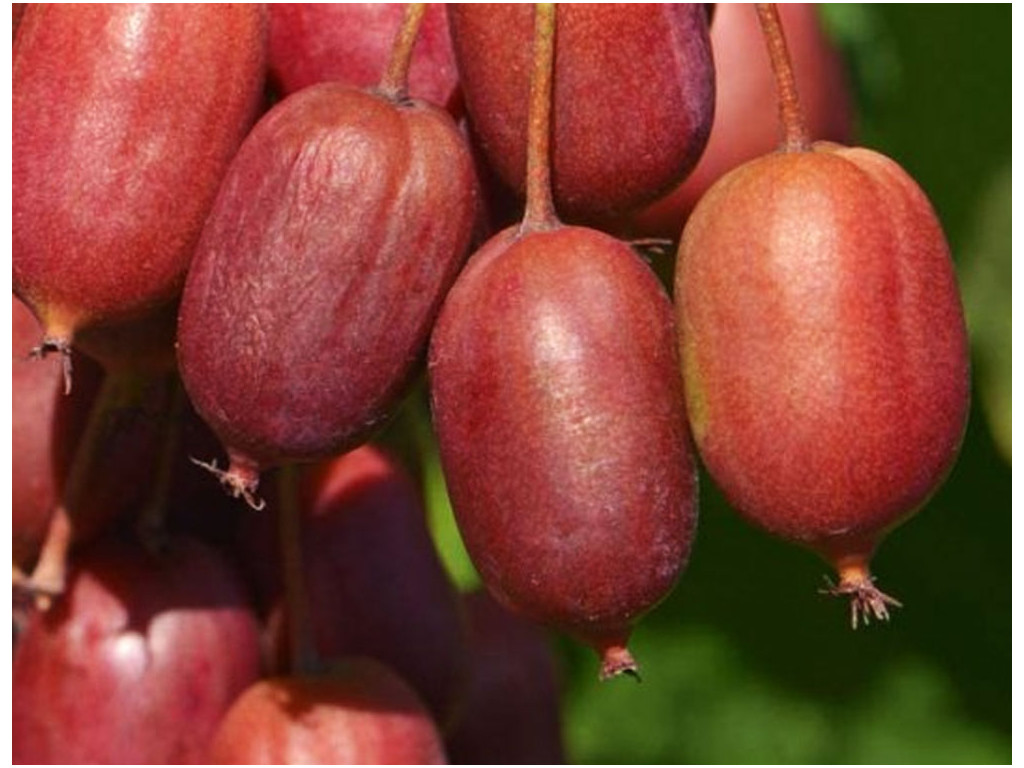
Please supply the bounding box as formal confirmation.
[448,3,714,223]
[13,535,263,764]
[617,1,854,240]
[177,5,478,507]
[13,5,266,384]
[675,5,970,627]
[429,5,698,679]
[269,3,460,114]
[206,659,447,765]
[446,590,565,764]
[264,446,470,729]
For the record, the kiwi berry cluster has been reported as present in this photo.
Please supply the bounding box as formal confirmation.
[12,4,968,763]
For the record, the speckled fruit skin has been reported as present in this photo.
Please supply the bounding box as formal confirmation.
[177,82,477,491]
[618,2,853,240]
[12,536,262,764]
[269,3,460,114]
[13,4,266,349]
[676,143,970,567]
[429,225,698,672]
[448,3,714,222]
[207,661,447,764]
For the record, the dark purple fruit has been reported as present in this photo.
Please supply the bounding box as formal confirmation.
[446,590,565,764]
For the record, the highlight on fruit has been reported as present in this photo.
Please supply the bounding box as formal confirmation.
[12,2,983,763]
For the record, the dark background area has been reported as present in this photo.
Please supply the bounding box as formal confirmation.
[420,4,1011,763]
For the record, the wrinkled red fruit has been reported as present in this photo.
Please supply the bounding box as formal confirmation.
[676,142,970,625]
[430,225,698,678]
[13,4,266,366]
[13,535,262,763]
[619,2,854,240]
[448,3,714,222]
[269,3,460,113]
[207,660,447,764]
[446,590,565,764]
[264,446,469,729]
[13,297,100,572]
[178,81,477,505]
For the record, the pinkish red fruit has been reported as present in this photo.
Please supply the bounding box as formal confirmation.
[269,3,460,113]
[207,660,447,764]
[13,4,266,367]
[448,3,714,221]
[430,224,698,677]
[13,535,263,763]
[177,82,477,505]
[620,2,854,240]
[676,142,970,625]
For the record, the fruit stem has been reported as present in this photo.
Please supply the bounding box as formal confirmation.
[597,640,641,682]
[755,3,812,152]
[378,2,427,100]
[277,464,323,677]
[520,2,561,234]
[14,370,133,608]
[136,376,185,554]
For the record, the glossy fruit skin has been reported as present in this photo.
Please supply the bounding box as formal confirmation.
[429,225,697,665]
[207,661,447,764]
[12,536,263,764]
[446,590,565,764]
[621,2,853,240]
[264,446,469,729]
[13,4,266,347]
[676,143,970,564]
[269,3,460,113]
[448,4,714,222]
[178,82,477,482]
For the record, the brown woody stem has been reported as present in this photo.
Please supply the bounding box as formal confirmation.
[378,2,427,100]
[520,2,560,233]
[17,371,137,607]
[755,3,811,152]
[277,464,322,676]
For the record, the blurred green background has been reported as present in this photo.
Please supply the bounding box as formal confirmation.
[414,4,1011,764]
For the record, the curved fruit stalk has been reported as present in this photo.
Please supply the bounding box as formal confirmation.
[448,3,714,222]
[12,535,263,763]
[269,3,460,114]
[178,50,478,506]
[13,4,266,376]
[15,370,177,605]
[616,2,854,240]
[206,659,447,764]
[676,143,969,627]
[446,590,565,764]
[430,4,698,680]
[263,446,470,729]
